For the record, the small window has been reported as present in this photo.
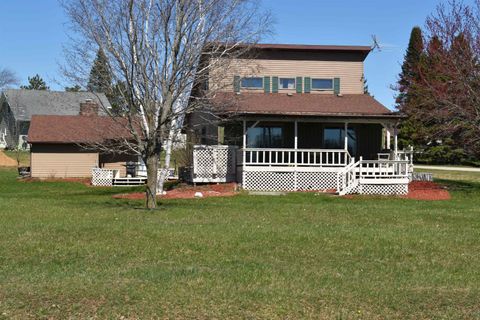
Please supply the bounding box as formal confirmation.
[241,77,263,89]
[311,78,333,90]
[279,78,295,90]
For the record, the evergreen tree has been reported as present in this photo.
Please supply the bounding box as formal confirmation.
[87,48,112,94]
[20,74,49,90]
[396,26,424,108]
[362,75,370,95]
[396,26,426,149]
[65,85,82,92]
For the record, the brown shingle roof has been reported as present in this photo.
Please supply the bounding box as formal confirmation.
[213,93,397,117]
[28,115,135,144]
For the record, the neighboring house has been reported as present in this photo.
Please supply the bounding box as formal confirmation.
[0,89,111,149]
[186,43,411,195]
[28,101,136,178]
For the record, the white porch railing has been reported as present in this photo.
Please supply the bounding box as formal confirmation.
[337,158,360,195]
[336,159,410,196]
[358,160,410,181]
[240,148,352,191]
[241,148,351,167]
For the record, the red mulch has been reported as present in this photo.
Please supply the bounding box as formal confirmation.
[342,181,450,201]
[403,181,451,201]
[113,182,238,200]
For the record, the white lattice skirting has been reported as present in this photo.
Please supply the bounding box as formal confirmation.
[192,145,237,183]
[243,170,338,191]
[359,183,408,195]
[91,168,115,186]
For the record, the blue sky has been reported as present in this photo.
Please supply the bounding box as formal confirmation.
[0,0,453,109]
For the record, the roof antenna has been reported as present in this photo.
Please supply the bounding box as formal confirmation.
[371,35,382,52]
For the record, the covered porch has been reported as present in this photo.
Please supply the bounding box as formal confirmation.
[190,115,412,195]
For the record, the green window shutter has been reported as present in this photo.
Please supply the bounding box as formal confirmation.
[271,76,279,93]
[304,77,311,93]
[233,75,240,93]
[296,77,303,93]
[334,77,341,95]
[264,76,271,93]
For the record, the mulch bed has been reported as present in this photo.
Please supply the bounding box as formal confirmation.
[113,182,238,200]
[341,181,451,201]
[403,180,451,201]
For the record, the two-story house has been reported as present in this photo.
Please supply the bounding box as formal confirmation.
[186,43,411,195]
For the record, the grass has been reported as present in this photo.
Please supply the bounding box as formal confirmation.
[415,168,480,183]
[0,168,479,319]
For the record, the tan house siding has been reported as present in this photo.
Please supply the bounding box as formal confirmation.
[210,51,365,95]
[31,144,99,178]
[30,144,137,178]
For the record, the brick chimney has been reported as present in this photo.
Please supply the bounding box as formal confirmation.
[79,99,99,116]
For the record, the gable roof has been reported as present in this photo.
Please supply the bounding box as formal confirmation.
[2,89,111,121]
[28,115,133,144]
[213,93,399,118]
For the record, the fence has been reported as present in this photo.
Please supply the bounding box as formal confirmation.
[191,145,238,183]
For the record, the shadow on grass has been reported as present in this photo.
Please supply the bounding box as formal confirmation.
[436,178,480,192]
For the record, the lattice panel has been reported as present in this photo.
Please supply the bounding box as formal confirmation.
[192,146,237,182]
[297,172,337,191]
[91,168,114,186]
[243,171,296,191]
[359,184,408,195]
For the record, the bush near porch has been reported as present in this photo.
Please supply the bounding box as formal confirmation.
[0,167,479,318]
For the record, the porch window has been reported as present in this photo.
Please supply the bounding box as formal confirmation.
[323,127,357,156]
[311,78,333,90]
[241,77,263,89]
[279,78,295,89]
[247,122,294,148]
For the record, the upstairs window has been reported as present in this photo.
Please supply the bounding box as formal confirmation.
[311,78,333,90]
[279,78,295,90]
[241,77,263,89]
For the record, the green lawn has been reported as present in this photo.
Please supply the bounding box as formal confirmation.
[0,168,479,319]
[415,168,480,183]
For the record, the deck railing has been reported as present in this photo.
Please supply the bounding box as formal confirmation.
[358,160,410,180]
[241,148,351,167]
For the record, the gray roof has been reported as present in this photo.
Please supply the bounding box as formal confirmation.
[2,89,111,121]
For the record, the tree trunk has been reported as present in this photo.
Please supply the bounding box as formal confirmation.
[145,153,159,209]
[157,128,175,194]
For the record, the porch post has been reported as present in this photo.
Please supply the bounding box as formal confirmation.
[242,120,247,149]
[289,119,298,191]
[242,120,246,187]
[394,125,398,157]
[344,122,348,150]
[294,120,298,149]
[386,128,391,150]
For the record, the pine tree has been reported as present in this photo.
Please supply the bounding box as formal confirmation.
[396,26,424,108]
[20,74,49,90]
[362,75,370,96]
[87,48,112,94]
[396,26,426,149]
[65,85,82,92]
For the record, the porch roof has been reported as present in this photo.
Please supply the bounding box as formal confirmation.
[213,93,402,119]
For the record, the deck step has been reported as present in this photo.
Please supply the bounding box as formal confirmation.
[113,178,147,186]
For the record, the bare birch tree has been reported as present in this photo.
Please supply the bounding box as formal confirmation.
[0,68,19,90]
[61,0,270,209]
